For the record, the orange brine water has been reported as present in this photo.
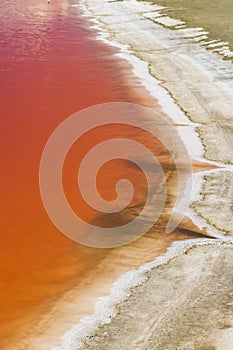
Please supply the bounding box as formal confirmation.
[0,0,152,346]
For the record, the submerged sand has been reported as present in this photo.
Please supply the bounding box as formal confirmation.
[79,241,233,350]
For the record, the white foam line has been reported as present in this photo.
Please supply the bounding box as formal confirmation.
[176,125,203,159]
[52,237,233,350]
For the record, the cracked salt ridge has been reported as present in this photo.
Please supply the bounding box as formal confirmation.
[190,169,233,236]
[53,238,233,350]
[184,168,233,238]
[143,6,233,58]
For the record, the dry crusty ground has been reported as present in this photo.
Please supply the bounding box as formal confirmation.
[79,242,233,350]
[192,171,233,235]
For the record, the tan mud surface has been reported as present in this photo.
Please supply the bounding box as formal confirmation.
[79,242,233,350]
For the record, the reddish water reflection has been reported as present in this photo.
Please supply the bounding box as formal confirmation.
[0,0,148,345]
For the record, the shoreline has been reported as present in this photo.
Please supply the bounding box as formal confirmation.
[2,4,205,350]
[58,0,233,349]
[80,0,233,165]
[7,0,233,349]
[77,240,233,350]
[80,0,233,235]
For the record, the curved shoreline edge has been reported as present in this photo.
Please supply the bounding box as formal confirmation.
[51,0,233,349]
[55,239,233,350]
[12,1,232,349]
